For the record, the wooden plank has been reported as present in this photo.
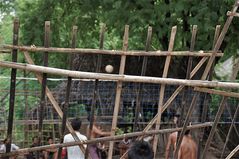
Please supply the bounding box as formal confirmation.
[108,25,129,159]
[152,26,177,158]
[23,52,86,154]
[6,18,19,156]
[133,26,152,132]
[38,21,50,144]
[175,2,239,158]
[2,44,224,57]
[0,122,213,158]
[2,60,239,89]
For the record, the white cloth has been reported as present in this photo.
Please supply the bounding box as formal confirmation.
[0,144,19,153]
[63,131,87,159]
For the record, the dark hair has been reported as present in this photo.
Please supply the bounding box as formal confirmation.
[185,130,190,135]
[128,141,153,159]
[71,118,82,131]
[47,137,53,141]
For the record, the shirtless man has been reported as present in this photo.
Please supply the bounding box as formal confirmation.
[87,115,111,159]
[178,130,197,159]
[165,114,179,159]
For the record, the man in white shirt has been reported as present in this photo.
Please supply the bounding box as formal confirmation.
[0,138,19,159]
[63,118,87,159]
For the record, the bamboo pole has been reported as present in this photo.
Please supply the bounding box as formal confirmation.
[86,24,106,159]
[57,26,77,159]
[2,44,224,57]
[133,26,152,132]
[1,60,239,89]
[179,25,198,126]
[225,144,239,159]
[23,52,86,154]
[175,2,239,158]
[108,25,129,159]
[152,26,177,158]
[195,87,239,98]
[6,18,19,157]
[0,122,213,158]
[198,25,221,158]
[39,21,50,145]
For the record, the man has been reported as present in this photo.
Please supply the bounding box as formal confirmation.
[27,136,44,159]
[87,115,111,159]
[165,114,179,159]
[128,140,153,159]
[44,137,58,159]
[63,118,87,159]
[178,130,197,159]
[0,138,19,159]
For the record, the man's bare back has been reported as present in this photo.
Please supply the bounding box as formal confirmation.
[165,132,178,159]
[178,135,197,159]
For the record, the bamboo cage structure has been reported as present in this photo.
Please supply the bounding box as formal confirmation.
[0,1,239,158]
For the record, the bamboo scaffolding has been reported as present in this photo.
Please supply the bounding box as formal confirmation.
[200,2,239,158]
[1,61,239,89]
[175,2,239,158]
[2,44,224,57]
[6,18,19,157]
[153,26,177,158]
[23,52,86,154]
[108,25,129,159]
[0,122,212,158]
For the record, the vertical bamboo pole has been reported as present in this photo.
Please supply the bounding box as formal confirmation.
[108,25,129,159]
[57,26,77,159]
[175,2,239,158]
[179,25,197,125]
[86,24,106,159]
[6,18,19,157]
[39,21,50,142]
[198,25,221,158]
[133,26,152,132]
[152,26,177,158]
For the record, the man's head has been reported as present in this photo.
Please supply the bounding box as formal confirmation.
[128,141,153,159]
[47,137,53,144]
[87,114,96,123]
[32,136,39,144]
[71,118,82,131]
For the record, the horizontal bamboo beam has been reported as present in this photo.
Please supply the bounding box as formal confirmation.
[195,87,239,98]
[1,44,224,57]
[0,49,11,54]
[0,122,212,158]
[0,61,239,89]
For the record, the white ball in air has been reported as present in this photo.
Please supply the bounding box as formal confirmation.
[105,65,114,73]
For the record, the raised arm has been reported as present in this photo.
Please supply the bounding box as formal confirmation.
[93,125,111,136]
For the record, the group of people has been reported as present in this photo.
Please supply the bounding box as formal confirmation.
[0,115,197,159]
